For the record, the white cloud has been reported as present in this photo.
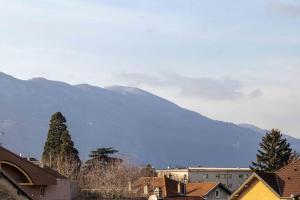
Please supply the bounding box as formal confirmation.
[117,72,262,101]
[271,1,300,17]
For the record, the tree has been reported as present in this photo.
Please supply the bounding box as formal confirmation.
[289,150,300,163]
[140,164,156,177]
[79,158,141,200]
[251,129,292,172]
[42,112,81,178]
[84,147,121,170]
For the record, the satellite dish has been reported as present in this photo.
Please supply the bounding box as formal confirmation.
[148,195,157,200]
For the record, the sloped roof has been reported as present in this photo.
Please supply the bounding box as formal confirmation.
[256,172,280,195]
[132,176,181,197]
[0,146,66,186]
[230,160,300,199]
[275,159,300,197]
[186,182,231,197]
[0,170,33,200]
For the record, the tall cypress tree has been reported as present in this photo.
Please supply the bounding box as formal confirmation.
[42,112,81,177]
[251,129,292,172]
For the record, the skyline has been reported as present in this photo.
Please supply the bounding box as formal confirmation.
[0,0,299,136]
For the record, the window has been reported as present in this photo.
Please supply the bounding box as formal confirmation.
[239,174,248,179]
[215,189,220,198]
[40,186,45,197]
[217,174,232,179]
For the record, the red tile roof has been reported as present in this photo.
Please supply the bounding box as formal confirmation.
[186,182,218,197]
[132,176,181,197]
[275,159,300,197]
[186,182,231,197]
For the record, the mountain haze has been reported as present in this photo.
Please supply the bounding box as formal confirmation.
[0,72,299,167]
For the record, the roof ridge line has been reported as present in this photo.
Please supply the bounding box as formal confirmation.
[0,146,64,180]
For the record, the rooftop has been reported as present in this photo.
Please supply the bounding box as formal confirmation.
[157,167,251,172]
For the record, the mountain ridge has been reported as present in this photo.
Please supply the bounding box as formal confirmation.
[0,72,299,167]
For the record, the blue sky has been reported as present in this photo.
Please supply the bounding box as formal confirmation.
[0,0,299,136]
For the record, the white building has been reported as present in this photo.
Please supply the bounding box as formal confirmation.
[156,167,252,191]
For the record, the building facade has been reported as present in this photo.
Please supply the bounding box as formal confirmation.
[156,167,252,191]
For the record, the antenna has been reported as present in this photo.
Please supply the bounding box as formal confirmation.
[0,131,5,146]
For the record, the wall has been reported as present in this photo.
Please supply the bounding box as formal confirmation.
[157,170,189,182]
[205,187,230,200]
[235,179,279,200]
[157,169,251,191]
[189,170,251,191]
[22,179,78,200]
[0,176,31,200]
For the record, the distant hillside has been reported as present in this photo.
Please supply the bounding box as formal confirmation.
[239,123,300,154]
[0,72,299,167]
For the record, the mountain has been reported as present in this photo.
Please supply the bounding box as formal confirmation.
[239,123,300,154]
[0,72,299,167]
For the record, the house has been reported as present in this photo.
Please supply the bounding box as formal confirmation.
[131,176,187,199]
[130,176,231,200]
[186,182,231,200]
[156,167,252,191]
[229,160,300,200]
[0,146,78,200]
[0,170,33,200]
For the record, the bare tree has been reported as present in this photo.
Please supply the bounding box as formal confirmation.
[55,154,81,179]
[79,159,145,199]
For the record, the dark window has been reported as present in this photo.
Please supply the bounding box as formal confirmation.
[40,187,45,197]
[215,190,220,198]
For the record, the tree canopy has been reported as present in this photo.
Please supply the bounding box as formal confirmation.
[42,112,81,178]
[251,129,292,172]
[84,147,121,170]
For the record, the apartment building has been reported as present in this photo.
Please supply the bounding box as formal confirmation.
[156,167,252,191]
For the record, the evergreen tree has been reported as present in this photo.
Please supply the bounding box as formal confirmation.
[84,147,121,170]
[289,150,300,163]
[42,112,81,178]
[251,129,292,172]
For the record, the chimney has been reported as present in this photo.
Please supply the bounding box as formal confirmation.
[128,181,132,192]
[183,180,187,195]
[177,183,181,194]
[144,184,148,195]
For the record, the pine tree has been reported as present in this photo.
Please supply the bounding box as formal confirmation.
[251,129,292,172]
[42,112,81,178]
[289,150,300,163]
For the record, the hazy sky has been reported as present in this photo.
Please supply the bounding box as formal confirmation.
[0,0,299,137]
